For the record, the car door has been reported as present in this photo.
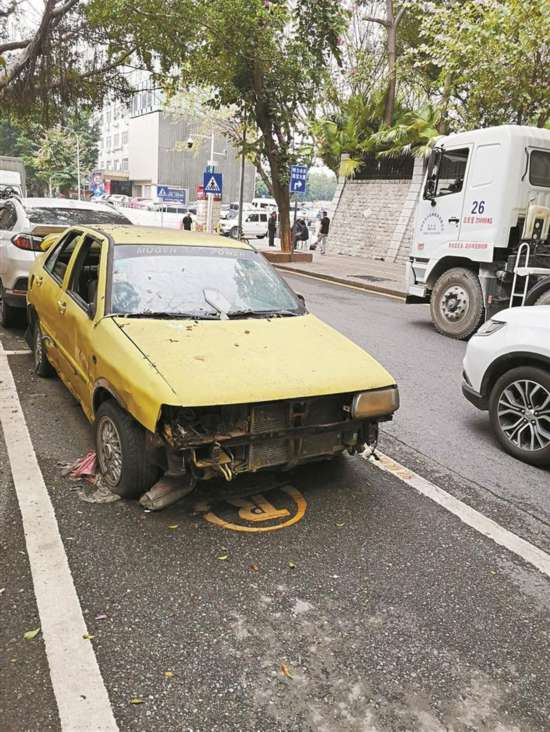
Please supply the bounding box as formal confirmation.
[415,145,471,259]
[58,233,107,417]
[37,230,83,385]
[246,213,260,237]
[0,201,18,279]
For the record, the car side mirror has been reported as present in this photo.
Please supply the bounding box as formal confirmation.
[40,235,58,251]
[296,293,306,307]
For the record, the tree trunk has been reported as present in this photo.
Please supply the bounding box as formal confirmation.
[384,0,397,126]
[271,172,291,252]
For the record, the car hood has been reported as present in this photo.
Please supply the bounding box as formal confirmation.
[495,305,550,329]
[113,313,396,406]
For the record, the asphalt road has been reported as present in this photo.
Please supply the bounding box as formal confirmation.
[1,277,550,732]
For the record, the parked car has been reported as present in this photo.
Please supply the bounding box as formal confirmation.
[0,196,131,327]
[463,306,550,466]
[129,197,152,209]
[27,225,399,501]
[220,210,269,239]
[108,194,130,207]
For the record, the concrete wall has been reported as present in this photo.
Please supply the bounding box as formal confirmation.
[327,157,424,264]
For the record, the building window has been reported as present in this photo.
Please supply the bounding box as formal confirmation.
[114,159,120,171]
[106,160,111,170]
[105,137,111,152]
[121,158,128,171]
[113,133,120,149]
[122,131,128,145]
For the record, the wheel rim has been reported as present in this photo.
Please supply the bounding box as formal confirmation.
[97,416,123,486]
[34,328,43,370]
[439,285,470,322]
[497,380,550,452]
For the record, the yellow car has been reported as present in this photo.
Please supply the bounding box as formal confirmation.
[27,225,399,500]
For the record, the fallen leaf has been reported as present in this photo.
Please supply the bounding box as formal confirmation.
[82,634,95,640]
[218,555,229,561]
[336,522,345,528]
[129,698,144,705]
[23,628,40,641]
[250,564,259,572]
[280,663,294,679]
[0,587,5,594]
[288,561,296,569]
[95,613,108,621]
[167,524,178,529]
[164,671,174,678]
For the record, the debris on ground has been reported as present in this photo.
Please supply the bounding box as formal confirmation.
[139,475,194,511]
[23,628,41,640]
[77,476,121,504]
[61,450,97,481]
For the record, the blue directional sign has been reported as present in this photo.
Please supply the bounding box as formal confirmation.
[157,185,187,204]
[203,171,223,196]
[290,164,308,193]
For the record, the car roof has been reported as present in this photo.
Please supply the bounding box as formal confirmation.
[22,197,116,212]
[90,225,255,250]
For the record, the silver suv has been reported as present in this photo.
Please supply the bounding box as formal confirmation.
[0,196,131,326]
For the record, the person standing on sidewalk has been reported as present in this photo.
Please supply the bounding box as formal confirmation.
[181,212,193,231]
[317,211,330,254]
[268,211,277,247]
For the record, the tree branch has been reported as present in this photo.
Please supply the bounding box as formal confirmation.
[364,15,391,29]
[0,38,30,53]
[395,6,406,27]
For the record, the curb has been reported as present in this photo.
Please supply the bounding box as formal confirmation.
[274,264,406,300]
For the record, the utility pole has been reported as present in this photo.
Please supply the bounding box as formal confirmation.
[237,123,246,239]
[76,134,81,200]
[206,129,215,233]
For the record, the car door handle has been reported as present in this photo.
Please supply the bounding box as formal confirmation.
[57,300,67,314]
[35,275,43,287]
[448,217,460,224]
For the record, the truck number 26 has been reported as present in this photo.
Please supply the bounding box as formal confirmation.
[471,200,485,214]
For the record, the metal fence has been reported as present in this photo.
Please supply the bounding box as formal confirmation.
[354,153,415,181]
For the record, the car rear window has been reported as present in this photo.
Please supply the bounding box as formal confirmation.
[25,207,131,226]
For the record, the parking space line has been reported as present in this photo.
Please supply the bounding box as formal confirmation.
[0,342,118,731]
[369,451,550,579]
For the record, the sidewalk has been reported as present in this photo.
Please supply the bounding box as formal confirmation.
[255,241,407,298]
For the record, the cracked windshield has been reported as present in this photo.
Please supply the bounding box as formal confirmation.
[111,245,303,317]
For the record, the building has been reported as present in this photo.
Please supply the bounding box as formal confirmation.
[94,75,255,204]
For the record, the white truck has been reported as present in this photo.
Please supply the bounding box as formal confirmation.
[0,156,26,196]
[406,125,550,339]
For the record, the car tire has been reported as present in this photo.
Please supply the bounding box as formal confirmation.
[534,289,550,306]
[95,400,159,498]
[32,321,54,377]
[489,366,550,467]
[430,268,484,340]
[525,276,550,306]
[229,226,240,239]
[0,282,16,328]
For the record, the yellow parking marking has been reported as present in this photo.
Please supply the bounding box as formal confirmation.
[201,486,306,533]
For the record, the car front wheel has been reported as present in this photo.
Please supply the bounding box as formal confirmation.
[489,366,550,467]
[95,400,159,498]
[0,283,16,328]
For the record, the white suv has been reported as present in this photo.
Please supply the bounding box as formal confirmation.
[463,306,550,467]
[220,210,269,239]
[0,196,131,326]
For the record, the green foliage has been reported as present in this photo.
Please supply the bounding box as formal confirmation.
[365,104,442,159]
[0,115,98,195]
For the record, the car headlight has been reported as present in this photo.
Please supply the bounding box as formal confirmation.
[474,319,506,336]
[352,387,399,418]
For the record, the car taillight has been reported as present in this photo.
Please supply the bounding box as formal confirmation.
[11,233,43,251]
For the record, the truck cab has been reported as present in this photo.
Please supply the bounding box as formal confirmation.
[408,126,550,338]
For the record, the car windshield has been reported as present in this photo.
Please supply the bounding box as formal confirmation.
[26,206,131,225]
[109,244,305,319]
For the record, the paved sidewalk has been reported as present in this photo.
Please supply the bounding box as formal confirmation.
[255,241,407,298]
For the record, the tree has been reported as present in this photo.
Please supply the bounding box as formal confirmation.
[407,0,550,129]
[87,0,346,251]
[0,0,133,122]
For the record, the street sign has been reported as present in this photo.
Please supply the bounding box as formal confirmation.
[203,172,223,196]
[290,164,308,193]
[156,185,187,204]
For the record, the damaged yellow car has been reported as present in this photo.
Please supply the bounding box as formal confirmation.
[27,225,399,502]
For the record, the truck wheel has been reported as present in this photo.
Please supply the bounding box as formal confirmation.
[430,268,484,340]
[229,226,239,239]
[525,276,550,306]
[95,400,159,498]
[534,289,550,306]
[489,366,550,467]
[0,283,16,328]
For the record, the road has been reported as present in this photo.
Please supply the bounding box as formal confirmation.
[1,275,549,732]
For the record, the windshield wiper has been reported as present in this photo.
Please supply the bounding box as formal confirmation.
[118,311,220,320]
[226,309,300,319]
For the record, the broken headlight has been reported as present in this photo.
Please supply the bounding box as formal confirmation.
[351,387,399,419]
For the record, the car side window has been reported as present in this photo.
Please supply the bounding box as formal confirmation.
[44,231,81,284]
[67,235,102,310]
[434,148,469,198]
[248,214,259,222]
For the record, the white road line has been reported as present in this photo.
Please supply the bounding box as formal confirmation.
[0,342,118,731]
[4,349,31,355]
[369,450,550,579]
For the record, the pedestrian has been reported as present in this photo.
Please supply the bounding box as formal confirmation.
[181,212,193,231]
[268,210,277,247]
[293,218,308,250]
[317,210,330,254]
